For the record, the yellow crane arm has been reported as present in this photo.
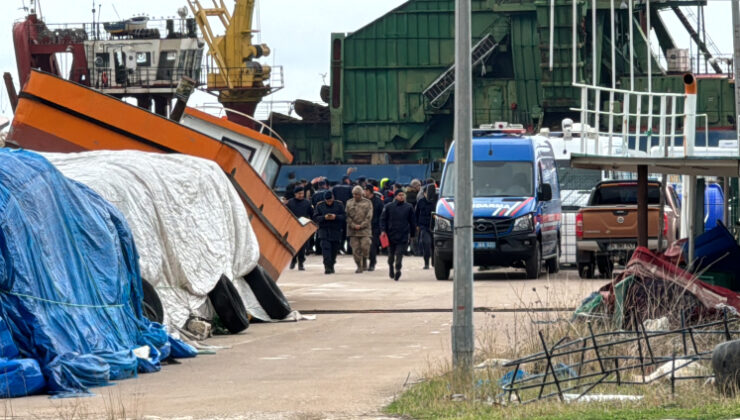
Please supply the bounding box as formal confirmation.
[187,0,270,90]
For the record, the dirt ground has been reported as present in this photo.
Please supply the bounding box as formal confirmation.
[7,255,604,419]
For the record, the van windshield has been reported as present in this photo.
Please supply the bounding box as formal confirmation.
[441,162,533,198]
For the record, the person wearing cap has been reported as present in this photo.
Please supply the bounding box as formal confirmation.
[313,190,346,274]
[380,190,416,281]
[286,186,313,271]
[345,186,373,273]
[364,184,384,271]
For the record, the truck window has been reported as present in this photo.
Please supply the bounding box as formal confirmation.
[590,184,661,206]
[441,161,533,198]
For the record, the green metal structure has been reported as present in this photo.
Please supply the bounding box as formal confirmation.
[272,0,736,165]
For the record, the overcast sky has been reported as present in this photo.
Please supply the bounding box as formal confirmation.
[0,0,733,118]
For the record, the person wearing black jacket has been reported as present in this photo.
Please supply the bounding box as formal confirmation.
[286,186,313,271]
[313,191,346,274]
[364,184,384,272]
[415,184,437,269]
[380,191,416,281]
[332,180,354,253]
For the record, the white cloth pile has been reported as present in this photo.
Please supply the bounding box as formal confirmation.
[44,150,260,328]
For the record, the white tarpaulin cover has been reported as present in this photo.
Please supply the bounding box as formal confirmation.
[43,150,260,328]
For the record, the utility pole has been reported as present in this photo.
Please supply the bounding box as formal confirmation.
[452,0,474,375]
[733,0,740,234]
[733,0,740,144]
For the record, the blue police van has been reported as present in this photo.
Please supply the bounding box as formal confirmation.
[433,123,562,280]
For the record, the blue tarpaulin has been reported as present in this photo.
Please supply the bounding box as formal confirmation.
[0,149,194,397]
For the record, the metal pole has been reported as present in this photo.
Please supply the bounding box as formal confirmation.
[452,0,474,374]
[734,0,740,235]
[573,0,578,85]
[733,0,740,152]
[550,0,555,71]
[638,165,648,248]
[629,0,634,90]
[592,0,597,86]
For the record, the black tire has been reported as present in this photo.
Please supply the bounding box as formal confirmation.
[244,266,292,320]
[578,263,595,279]
[597,256,614,279]
[713,340,740,395]
[208,275,250,334]
[546,243,560,274]
[434,258,451,281]
[142,279,164,324]
[525,243,541,279]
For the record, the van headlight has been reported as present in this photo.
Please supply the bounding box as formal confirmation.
[434,215,452,233]
[512,214,534,232]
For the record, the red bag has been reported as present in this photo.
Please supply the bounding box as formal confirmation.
[379,232,390,248]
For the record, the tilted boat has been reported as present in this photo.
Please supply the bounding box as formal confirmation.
[10,70,315,280]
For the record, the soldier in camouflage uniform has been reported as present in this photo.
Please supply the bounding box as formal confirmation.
[345,185,374,273]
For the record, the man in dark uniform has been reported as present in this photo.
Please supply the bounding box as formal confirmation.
[380,191,416,281]
[313,191,346,274]
[286,186,313,271]
[364,184,384,272]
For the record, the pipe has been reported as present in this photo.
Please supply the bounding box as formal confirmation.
[681,74,698,265]
[549,0,554,71]
[683,73,697,157]
[592,0,597,86]
[572,0,577,85]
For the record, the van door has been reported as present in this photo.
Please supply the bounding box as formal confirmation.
[537,157,559,258]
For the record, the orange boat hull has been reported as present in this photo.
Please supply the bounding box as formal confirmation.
[10,70,315,280]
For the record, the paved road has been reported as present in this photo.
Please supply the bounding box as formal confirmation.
[10,255,605,419]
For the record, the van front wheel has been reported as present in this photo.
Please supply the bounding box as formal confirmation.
[525,244,541,279]
[435,259,451,281]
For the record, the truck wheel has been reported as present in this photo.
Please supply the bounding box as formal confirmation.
[435,259,451,281]
[208,275,250,334]
[244,265,292,320]
[597,256,614,279]
[525,244,541,279]
[141,279,164,324]
[577,263,595,279]
[546,244,560,274]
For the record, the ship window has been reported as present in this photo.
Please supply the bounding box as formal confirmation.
[136,52,151,67]
[262,155,282,188]
[156,51,177,80]
[221,136,255,163]
[95,53,110,68]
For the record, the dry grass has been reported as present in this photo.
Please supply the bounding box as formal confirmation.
[386,269,740,419]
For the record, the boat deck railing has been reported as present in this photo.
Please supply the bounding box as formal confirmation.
[22,19,199,44]
[71,66,201,92]
[69,63,283,96]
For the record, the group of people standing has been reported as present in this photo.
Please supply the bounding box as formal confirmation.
[283,175,438,281]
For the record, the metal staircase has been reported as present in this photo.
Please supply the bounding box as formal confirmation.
[423,34,499,109]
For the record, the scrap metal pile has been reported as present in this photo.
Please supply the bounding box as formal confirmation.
[501,316,736,404]
[501,224,740,403]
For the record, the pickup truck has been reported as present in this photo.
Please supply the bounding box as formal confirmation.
[576,180,680,278]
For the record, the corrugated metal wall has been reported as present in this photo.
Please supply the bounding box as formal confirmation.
[278,0,736,165]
